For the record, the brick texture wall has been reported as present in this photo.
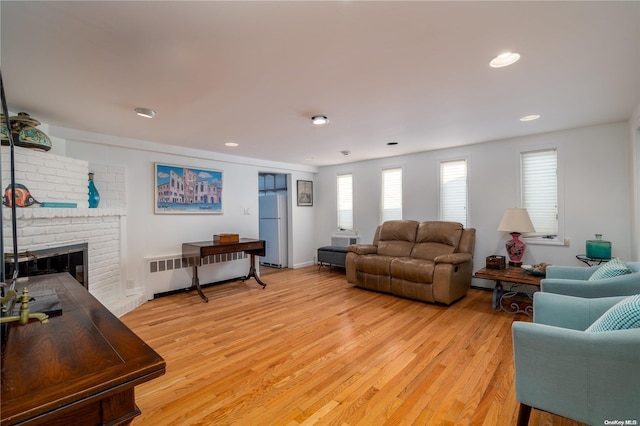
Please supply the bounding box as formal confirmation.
[1,146,128,311]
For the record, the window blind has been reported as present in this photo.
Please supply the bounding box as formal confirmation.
[337,174,353,230]
[381,168,403,222]
[440,160,467,227]
[521,149,558,235]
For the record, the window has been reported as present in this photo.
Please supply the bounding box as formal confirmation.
[337,174,353,230]
[439,159,468,227]
[381,168,402,222]
[521,149,558,236]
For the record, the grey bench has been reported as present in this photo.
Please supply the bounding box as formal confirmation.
[317,246,348,269]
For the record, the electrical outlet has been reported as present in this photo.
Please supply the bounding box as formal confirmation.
[126,280,135,289]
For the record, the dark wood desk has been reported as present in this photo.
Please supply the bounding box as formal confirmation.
[474,266,543,316]
[182,238,266,302]
[1,273,165,426]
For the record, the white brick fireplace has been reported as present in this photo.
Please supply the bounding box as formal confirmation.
[1,146,141,316]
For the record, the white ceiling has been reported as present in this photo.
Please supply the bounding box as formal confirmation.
[1,1,639,167]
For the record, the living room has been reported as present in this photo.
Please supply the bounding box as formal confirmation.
[1,1,640,425]
[2,1,639,314]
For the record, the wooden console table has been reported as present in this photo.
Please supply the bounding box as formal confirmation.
[1,273,165,426]
[182,238,266,302]
[474,266,543,316]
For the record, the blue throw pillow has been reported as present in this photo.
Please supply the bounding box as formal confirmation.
[588,258,631,281]
[586,294,640,332]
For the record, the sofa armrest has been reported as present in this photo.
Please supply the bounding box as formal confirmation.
[433,252,472,265]
[347,244,378,255]
[541,273,640,298]
[545,265,597,280]
[533,292,626,330]
[512,322,640,424]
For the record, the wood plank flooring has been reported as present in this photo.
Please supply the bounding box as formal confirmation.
[121,266,586,426]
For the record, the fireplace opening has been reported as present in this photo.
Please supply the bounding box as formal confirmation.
[4,243,88,289]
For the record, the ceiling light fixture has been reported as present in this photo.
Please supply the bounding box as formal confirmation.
[520,114,541,122]
[387,142,398,146]
[134,107,156,118]
[489,52,521,68]
[225,142,239,147]
[340,150,351,156]
[311,115,329,125]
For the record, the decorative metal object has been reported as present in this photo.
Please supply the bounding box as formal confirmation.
[0,287,49,325]
[2,183,39,207]
[0,112,52,151]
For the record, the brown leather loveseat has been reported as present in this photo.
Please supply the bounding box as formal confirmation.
[346,220,476,305]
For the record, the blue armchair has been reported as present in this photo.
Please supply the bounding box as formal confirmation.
[512,292,640,425]
[540,261,640,298]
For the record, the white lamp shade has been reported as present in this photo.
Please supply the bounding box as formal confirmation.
[498,208,535,233]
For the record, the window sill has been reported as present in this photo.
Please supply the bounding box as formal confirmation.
[523,236,567,247]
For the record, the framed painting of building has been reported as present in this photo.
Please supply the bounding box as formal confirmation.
[297,180,313,206]
[155,163,223,214]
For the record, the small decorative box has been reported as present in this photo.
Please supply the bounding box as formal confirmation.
[486,255,506,270]
[214,233,239,243]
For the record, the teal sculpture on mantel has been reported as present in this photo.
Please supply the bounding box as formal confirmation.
[88,172,100,208]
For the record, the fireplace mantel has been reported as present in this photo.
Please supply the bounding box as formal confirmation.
[1,146,134,316]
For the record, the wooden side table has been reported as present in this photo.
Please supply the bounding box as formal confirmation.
[474,266,543,316]
[1,273,166,425]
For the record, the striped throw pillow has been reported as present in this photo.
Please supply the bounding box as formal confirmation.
[588,258,631,281]
[586,294,640,332]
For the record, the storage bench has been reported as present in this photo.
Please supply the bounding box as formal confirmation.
[317,246,348,269]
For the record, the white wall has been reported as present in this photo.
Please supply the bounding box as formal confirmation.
[315,122,634,289]
[50,126,317,299]
[630,103,640,260]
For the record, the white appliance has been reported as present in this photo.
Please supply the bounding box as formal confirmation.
[259,194,288,268]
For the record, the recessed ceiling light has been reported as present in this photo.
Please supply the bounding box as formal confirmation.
[520,114,541,122]
[489,52,521,68]
[305,156,314,161]
[311,115,329,125]
[225,142,239,147]
[134,107,156,118]
[387,142,398,146]
[340,150,351,156]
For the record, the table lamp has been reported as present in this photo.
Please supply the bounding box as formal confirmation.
[498,208,535,266]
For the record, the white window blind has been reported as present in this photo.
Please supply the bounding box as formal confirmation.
[381,168,403,222]
[337,174,353,230]
[440,159,468,227]
[521,149,558,236]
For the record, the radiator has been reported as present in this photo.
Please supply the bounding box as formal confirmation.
[144,252,249,300]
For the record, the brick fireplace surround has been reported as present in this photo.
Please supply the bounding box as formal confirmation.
[1,146,143,317]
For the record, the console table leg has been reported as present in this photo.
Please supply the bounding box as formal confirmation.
[242,254,267,288]
[189,266,209,302]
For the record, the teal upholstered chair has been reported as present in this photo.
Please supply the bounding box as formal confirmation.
[540,261,640,298]
[512,292,640,425]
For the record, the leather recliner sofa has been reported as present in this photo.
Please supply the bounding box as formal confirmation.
[346,220,476,305]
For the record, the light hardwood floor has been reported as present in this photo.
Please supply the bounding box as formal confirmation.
[122,266,586,426]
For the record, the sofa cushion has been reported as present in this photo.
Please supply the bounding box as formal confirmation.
[416,221,463,246]
[390,257,435,284]
[586,294,640,332]
[377,220,419,257]
[353,254,395,275]
[588,258,632,281]
[410,221,462,260]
